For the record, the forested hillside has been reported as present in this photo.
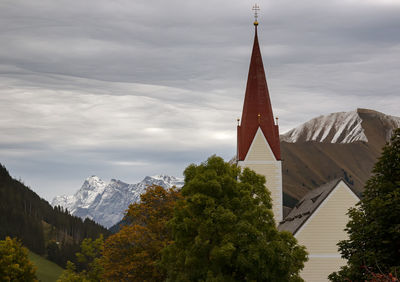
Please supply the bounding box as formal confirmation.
[0,164,110,267]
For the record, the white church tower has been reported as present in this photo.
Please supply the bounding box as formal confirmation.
[237,15,283,223]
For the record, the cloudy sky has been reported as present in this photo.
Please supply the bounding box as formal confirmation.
[1,0,399,201]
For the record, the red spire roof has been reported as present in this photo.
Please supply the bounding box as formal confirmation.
[237,24,281,161]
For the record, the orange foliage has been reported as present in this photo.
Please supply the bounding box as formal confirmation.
[362,265,399,282]
[367,273,399,282]
[102,185,181,281]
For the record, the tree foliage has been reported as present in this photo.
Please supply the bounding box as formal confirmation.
[329,128,400,281]
[0,236,37,282]
[101,185,181,281]
[161,155,307,281]
[0,163,109,267]
[57,235,104,282]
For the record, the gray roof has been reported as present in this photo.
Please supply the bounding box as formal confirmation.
[278,178,359,235]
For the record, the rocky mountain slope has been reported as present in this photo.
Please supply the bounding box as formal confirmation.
[52,175,183,228]
[281,108,400,201]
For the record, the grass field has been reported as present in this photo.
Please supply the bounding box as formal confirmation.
[28,251,64,282]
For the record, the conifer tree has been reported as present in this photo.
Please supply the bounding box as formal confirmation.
[162,155,307,282]
[329,129,400,281]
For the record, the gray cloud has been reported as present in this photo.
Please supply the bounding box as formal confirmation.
[0,0,399,200]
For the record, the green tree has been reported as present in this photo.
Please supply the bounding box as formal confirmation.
[329,129,400,281]
[162,155,307,282]
[57,235,104,282]
[0,236,37,282]
[101,185,181,281]
[57,262,84,282]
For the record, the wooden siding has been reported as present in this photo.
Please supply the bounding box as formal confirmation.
[295,181,359,281]
[301,257,347,282]
[244,162,282,223]
[245,129,276,161]
[239,128,283,223]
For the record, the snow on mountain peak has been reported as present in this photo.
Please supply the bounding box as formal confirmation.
[52,174,184,228]
[83,175,107,190]
[281,110,369,144]
[149,174,184,187]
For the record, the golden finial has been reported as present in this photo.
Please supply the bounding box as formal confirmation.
[257,113,261,124]
[276,117,279,125]
[252,4,260,26]
[237,118,240,126]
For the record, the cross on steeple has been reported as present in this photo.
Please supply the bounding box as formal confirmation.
[252,4,260,25]
[237,9,281,161]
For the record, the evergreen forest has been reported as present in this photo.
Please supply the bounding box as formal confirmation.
[0,163,110,268]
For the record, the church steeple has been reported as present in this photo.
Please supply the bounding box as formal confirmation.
[237,11,283,223]
[237,20,281,161]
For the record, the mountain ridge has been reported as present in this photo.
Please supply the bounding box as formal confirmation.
[52,175,183,228]
[281,108,400,201]
[281,108,400,144]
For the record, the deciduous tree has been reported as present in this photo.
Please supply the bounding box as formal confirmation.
[0,236,37,282]
[162,155,307,281]
[57,235,104,282]
[101,185,181,281]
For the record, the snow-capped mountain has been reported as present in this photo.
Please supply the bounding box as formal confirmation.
[281,109,400,144]
[280,108,400,201]
[52,175,183,228]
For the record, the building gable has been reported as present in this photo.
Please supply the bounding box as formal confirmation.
[245,127,276,161]
[294,180,359,252]
[279,180,360,282]
[278,179,359,234]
